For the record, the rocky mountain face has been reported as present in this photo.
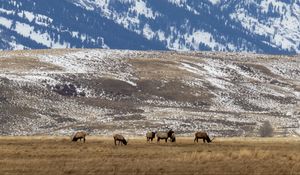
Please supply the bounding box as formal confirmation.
[0,0,299,54]
[0,49,299,136]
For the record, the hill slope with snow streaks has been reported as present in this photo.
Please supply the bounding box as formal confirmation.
[0,49,299,136]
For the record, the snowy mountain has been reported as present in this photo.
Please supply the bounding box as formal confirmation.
[0,0,299,54]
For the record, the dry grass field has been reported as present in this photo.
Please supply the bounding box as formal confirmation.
[1,136,300,175]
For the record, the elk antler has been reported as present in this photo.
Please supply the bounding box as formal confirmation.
[211,137,216,142]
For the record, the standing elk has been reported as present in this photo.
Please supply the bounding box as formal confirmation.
[113,134,128,146]
[194,131,214,143]
[157,129,175,143]
[71,131,87,143]
[146,131,156,142]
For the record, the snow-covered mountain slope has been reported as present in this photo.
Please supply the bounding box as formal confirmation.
[0,49,299,136]
[0,0,166,50]
[226,0,300,53]
[0,0,299,54]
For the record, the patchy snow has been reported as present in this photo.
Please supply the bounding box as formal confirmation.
[37,49,139,86]
[208,0,220,5]
[74,0,159,30]
[168,0,199,15]
[0,17,12,28]
[132,0,157,19]
[1,0,300,54]
[185,30,225,51]
[230,0,300,53]
[7,41,27,50]
[0,16,68,48]
[168,0,187,6]
[180,62,204,75]
[13,21,68,48]
[1,50,299,136]
[142,24,155,39]
[18,11,35,22]
[0,8,14,15]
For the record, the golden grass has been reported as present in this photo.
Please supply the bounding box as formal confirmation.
[0,57,62,72]
[1,137,300,175]
[130,58,187,80]
[0,48,79,56]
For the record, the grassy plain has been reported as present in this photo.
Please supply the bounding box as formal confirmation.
[1,136,300,175]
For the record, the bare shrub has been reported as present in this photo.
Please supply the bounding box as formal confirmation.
[259,121,274,137]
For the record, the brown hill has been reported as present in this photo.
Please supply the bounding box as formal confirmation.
[0,49,299,136]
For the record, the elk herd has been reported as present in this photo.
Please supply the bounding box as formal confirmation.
[71,130,215,146]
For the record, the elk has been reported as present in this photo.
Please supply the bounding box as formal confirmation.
[157,129,175,143]
[71,131,87,143]
[170,133,176,142]
[146,131,156,142]
[113,134,128,146]
[194,131,214,143]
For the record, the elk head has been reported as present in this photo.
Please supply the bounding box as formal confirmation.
[210,136,216,142]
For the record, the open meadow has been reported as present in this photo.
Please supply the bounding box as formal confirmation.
[1,136,300,175]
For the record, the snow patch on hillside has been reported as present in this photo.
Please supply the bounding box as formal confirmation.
[38,50,139,86]
[15,22,68,48]
[230,0,300,53]
[0,14,68,48]
[208,0,220,5]
[168,0,200,15]
[74,0,159,25]
[0,17,12,28]
[186,30,225,51]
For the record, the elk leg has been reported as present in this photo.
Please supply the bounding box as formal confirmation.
[83,137,86,143]
[165,139,167,143]
[203,139,206,143]
[114,139,117,146]
[194,137,197,143]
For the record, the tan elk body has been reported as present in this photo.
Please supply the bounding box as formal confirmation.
[71,131,87,142]
[156,130,175,143]
[146,131,156,142]
[113,134,128,145]
[194,132,214,143]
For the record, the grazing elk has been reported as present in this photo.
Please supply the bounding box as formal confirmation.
[194,131,214,143]
[113,134,128,146]
[157,129,175,143]
[146,131,156,142]
[71,131,87,143]
[170,133,176,142]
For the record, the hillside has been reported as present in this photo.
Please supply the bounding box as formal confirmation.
[0,0,299,54]
[0,49,299,136]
